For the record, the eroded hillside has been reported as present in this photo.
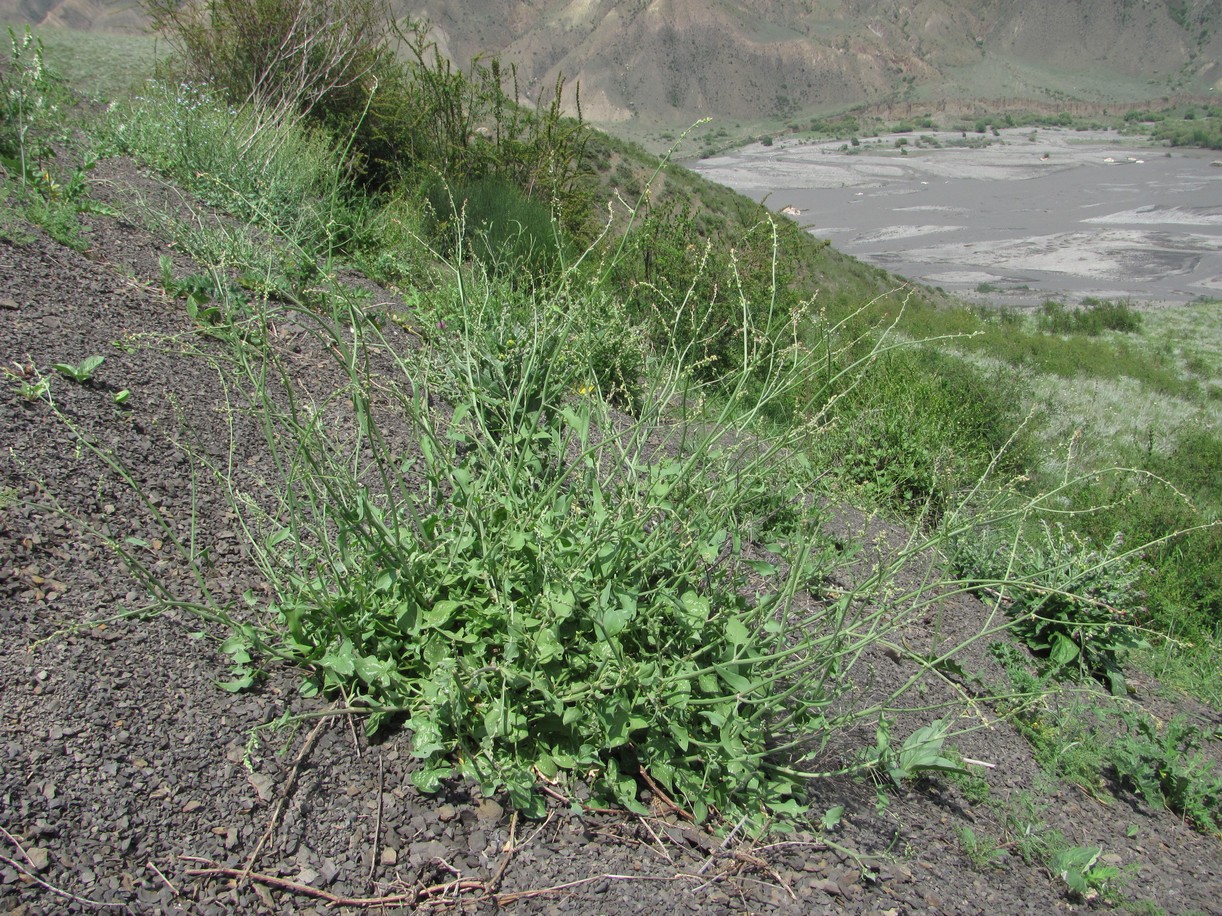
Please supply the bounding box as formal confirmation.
[3,0,1219,130]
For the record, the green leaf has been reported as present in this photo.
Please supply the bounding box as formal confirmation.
[547,587,575,621]
[698,530,727,563]
[266,527,293,548]
[724,616,749,649]
[78,355,105,377]
[425,600,460,628]
[679,591,710,630]
[606,757,648,815]
[821,805,845,830]
[320,640,356,677]
[599,586,635,638]
[353,653,395,687]
[409,718,446,758]
[535,627,564,664]
[744,559,778,576]
[1104,664,1127,698]
[220,634,252,665]
[668,721,691,751]
[447,402,471,439]
[504,769,544,818]
[216,672,254,693]
[411,764,451,794]
[395,601,419,635]
[603,706,630,747]
[560,405,590,443]
[1049,632,1080,667]
[715,663,752,693]
[890,718,968,784]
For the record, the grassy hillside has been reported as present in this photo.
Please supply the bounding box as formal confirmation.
[2,9,1219,870]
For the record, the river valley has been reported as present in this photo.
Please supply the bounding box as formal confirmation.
[691,128,1222,307]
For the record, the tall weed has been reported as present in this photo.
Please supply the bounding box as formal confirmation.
[48,208,1069,829]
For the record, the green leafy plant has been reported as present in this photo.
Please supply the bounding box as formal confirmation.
[880,718,969,786]
[957,825,1005,868]
[52,355,105,383]
[1107,711,1222,834]
[1038,299,1143,336]
[1050,846,1120,900]
[0,29,109,249]
[0,27,64,186]
[820,804,845,831]
[952,518,1149,694]
[4,359,50,400]
[102,82,354,256]
[817,347,1031,518]
[229,281,851,825]
[60,203,1039,833]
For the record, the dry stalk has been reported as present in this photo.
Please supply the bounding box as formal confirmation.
[0,850,127,910]
[184,858,485,907]
[239,707,332,884]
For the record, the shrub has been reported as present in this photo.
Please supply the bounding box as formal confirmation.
[424,176,570,285]
[391,41,594,234]
[815,348,1033,519]
[1037,299,1143,336]
[141,0,394,124]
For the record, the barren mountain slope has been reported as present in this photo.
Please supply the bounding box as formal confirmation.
[0,0,144,31]
[3,0,1220,133]
[411,0,1221,125]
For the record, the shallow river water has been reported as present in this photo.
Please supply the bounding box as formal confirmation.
[691,128,1222,306]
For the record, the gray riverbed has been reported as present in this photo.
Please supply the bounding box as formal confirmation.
[691,128,1222,306]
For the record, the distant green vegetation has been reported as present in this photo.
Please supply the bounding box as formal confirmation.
[749,103,1222,153]
[1036,298,1143,336]
[1123,106,1222,149]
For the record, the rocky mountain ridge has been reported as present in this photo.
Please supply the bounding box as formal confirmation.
[4,0,1220,129]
